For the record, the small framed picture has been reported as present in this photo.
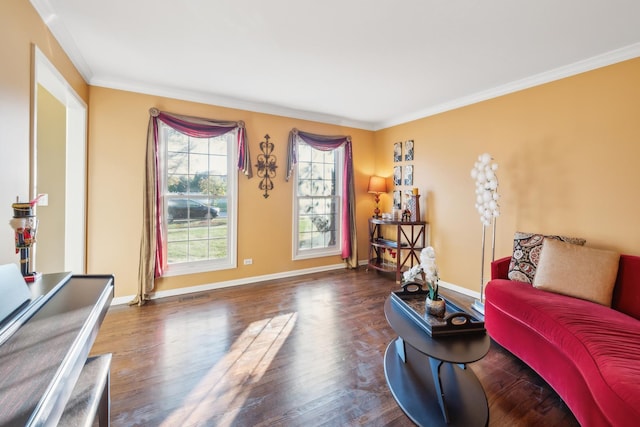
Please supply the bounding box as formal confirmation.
[404,140,414,161]
[404,165,413,186]
[393,190,402,209]
[393,166,402,185]
[393,141,402,162]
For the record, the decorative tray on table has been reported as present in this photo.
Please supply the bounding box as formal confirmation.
[391,282,486,338]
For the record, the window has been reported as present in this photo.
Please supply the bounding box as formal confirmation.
[293,142,343,259]
[160,123,237,275]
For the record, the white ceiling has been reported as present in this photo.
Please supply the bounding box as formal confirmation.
[31,0,640,130]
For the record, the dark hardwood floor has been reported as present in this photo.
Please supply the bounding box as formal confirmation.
[90,268,579,427]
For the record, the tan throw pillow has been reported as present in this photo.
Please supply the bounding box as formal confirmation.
[533,238,620,306]
[508,232,586,283]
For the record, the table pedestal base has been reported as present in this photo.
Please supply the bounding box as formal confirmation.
[384,340,488,427]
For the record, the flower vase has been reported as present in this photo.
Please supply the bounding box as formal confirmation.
[426,296,446,318]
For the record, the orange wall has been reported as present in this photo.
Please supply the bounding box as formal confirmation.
[375,58,640,294]
[0,0,88,265]
[87,87,375,297]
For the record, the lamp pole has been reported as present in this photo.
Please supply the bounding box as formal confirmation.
[472,223,487,314]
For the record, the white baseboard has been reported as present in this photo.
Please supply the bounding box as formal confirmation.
[438,280,481,300]
[110,262,347,306]
[357,259,482,300]
[111,264,482,306]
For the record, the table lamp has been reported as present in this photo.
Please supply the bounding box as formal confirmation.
[367,176,387,218]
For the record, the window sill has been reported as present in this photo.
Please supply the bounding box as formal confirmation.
[163,260,236,277]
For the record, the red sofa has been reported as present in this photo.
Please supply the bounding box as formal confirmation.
[485,255,640,427]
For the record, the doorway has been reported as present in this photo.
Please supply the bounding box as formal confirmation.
[31,45,87,274]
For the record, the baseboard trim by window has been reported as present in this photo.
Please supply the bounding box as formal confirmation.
[110,262,347,305]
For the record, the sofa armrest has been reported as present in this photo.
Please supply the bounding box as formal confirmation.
[491,256,511,280]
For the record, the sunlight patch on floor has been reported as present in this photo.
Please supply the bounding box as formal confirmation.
[159,312,297,427]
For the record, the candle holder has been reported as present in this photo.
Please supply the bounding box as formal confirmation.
[407,193,420,222]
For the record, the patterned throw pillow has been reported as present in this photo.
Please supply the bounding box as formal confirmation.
[507,232,586,283]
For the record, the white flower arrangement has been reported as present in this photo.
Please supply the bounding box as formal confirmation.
[402,246,439,299]
[470,153,500,226]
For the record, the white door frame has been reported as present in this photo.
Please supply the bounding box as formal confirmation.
[31,45,87,274]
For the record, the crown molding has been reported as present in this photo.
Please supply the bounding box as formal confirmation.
[375,42,640,130]
[30,0,94,83]
[89,77,376,130]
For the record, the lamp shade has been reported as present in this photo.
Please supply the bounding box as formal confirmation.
[367,176,387,194]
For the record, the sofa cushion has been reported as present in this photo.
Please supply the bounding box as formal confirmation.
[533,238,620,306]
[507,231,585,284]
[612,255,640,320]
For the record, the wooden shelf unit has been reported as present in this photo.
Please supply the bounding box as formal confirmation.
[367,219,429,283]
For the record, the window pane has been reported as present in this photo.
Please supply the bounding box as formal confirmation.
[323,164,335,183]
[298,144,312,162]
[167,174,188,194]
[209,155,227,174]
[167,130,188,153]
[209,238,228,258]
[189,153,210,174]
[188,240,209,261]
[190,138,209,154]
[297,196,338,250]
[311,149,325,163]
[210,139,227,155]
[168,240,188,264]
[168,152,189,175]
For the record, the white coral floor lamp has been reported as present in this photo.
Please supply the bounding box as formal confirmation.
[470,153,500,315]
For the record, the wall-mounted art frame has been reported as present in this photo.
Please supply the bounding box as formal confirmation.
[404,139,414,161]
[393,190,402,209]
[394,166,402,185]
[255,134,277,198]
[392,139,416,210]
[404,164,413,186]
[394,141,402,162]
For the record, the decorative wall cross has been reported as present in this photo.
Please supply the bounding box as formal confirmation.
[255,134,277,198]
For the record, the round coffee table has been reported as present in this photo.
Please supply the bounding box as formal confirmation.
[384,296,490,427]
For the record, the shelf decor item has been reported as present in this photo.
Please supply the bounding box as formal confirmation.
[390,287,485,337]
[426,248,444,315]
[402,246,443,315]
[367,175,387,218]
[470,153,501,314]
[407,191,420,221]
[426,296,446,318]
[9,195,44,282]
